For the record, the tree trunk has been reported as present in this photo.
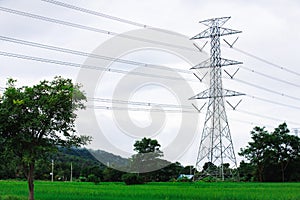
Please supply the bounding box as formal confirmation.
[28,162,35,200]
[258,164,264,182]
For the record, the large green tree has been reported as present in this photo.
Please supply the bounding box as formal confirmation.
[239,123,300,182]
[130,137,163,175]
[239,126,269,182]
[0,77,91,200]
[268,123,300,181]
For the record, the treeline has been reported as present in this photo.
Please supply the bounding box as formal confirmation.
[0,147,194,182]
[1,124,299,183]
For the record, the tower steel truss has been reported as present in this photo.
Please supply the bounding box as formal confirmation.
[190,17,244,180]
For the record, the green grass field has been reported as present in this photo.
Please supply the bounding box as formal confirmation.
[0,181,299,200]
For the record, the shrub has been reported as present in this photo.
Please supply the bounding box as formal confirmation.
[87,174,100,185]
[122,173,144,185]
[177,177,192,182]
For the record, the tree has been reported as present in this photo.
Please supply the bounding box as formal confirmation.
[102,167,125,182]
[133,137,162,155]
[238,160,255,182]
[0,77,91,200]
[269,123,300,181]
[131,137,163,174]
[239,123,300,182]
[239,126,269,182]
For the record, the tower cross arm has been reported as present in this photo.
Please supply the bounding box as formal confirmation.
[219,27,242,37]
[189,89,245,100]
[191,58,242,69]
[190,28,211,40]
[222,89,245,97]
[190,27,241,40]
[199,17,231,27]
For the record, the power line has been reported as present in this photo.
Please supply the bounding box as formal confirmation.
[39,0,300,81]
[232,47,300,77]
[245,95,300,110]
[41,0,183,36]
[88,104,285,128]
[0,35,192,75]
[1,49,300,111]
[0,50,195,82]
[0,6,194,52]
[86,105,197,114]
[41,0,150,29]
[1,48,300,109]
[87,99,300,128]
[239,65,300,88]
[88,97,194,110]
[230,77,300,102]
[3,35,300,98]
[1,7,299,114]
[237,109,300,126]
[230,117,274,129]
[0,84,299,126]
[1,5,299,82]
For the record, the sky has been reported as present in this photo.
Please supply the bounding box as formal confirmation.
[0,0,300,168]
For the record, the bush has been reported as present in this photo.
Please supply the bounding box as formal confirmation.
[87,174,100,185]
[79,176,87,182]
[177,177,192,182]
[122,173,144,185]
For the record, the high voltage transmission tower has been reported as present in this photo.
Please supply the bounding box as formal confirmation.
[190,17,244,181]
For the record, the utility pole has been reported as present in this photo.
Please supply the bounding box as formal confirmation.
[190,17,244,181]
[51,159,54,182]
[70,162,73,182]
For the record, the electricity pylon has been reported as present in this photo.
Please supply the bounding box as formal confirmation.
[190,17,244,181]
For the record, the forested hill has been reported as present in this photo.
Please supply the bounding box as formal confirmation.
[0,147,129,181]
[57,147,128,167]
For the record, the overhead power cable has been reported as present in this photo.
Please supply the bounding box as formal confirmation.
[40,0,300,79]
[1,48,299,111]
[232,47,300,77]
[2,35,300,93]
[41,0,182,36]
[0,6,194,52]
[245,95,300,110]
[237,109,300,126]
[0,50,195,82]
[239,65,300,88]
[41,0,150,28]
[1,49,299,109]
[87,105,196,114]
[1,5,299,80]
[229,77,300,102]
[0,35,192,75]
[88,97,194,110]
[87,99,300,126]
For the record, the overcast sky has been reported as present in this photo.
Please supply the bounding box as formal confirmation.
[0,0,300,166]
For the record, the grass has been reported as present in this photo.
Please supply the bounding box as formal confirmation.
[0,181,299,200]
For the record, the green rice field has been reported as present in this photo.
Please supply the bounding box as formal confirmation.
[0,181,299,200]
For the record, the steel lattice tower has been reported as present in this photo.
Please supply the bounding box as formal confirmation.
[190,17,244,180]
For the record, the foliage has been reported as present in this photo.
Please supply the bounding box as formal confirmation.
[0,77,91,200]
[102,167,125,182]
[122,173,144,185]
[129,138,189,182]
[238,161,255,182]
[87,174,100,185]
[130,137,164,174]
[239,123,300,182]
[133,137,162,155]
